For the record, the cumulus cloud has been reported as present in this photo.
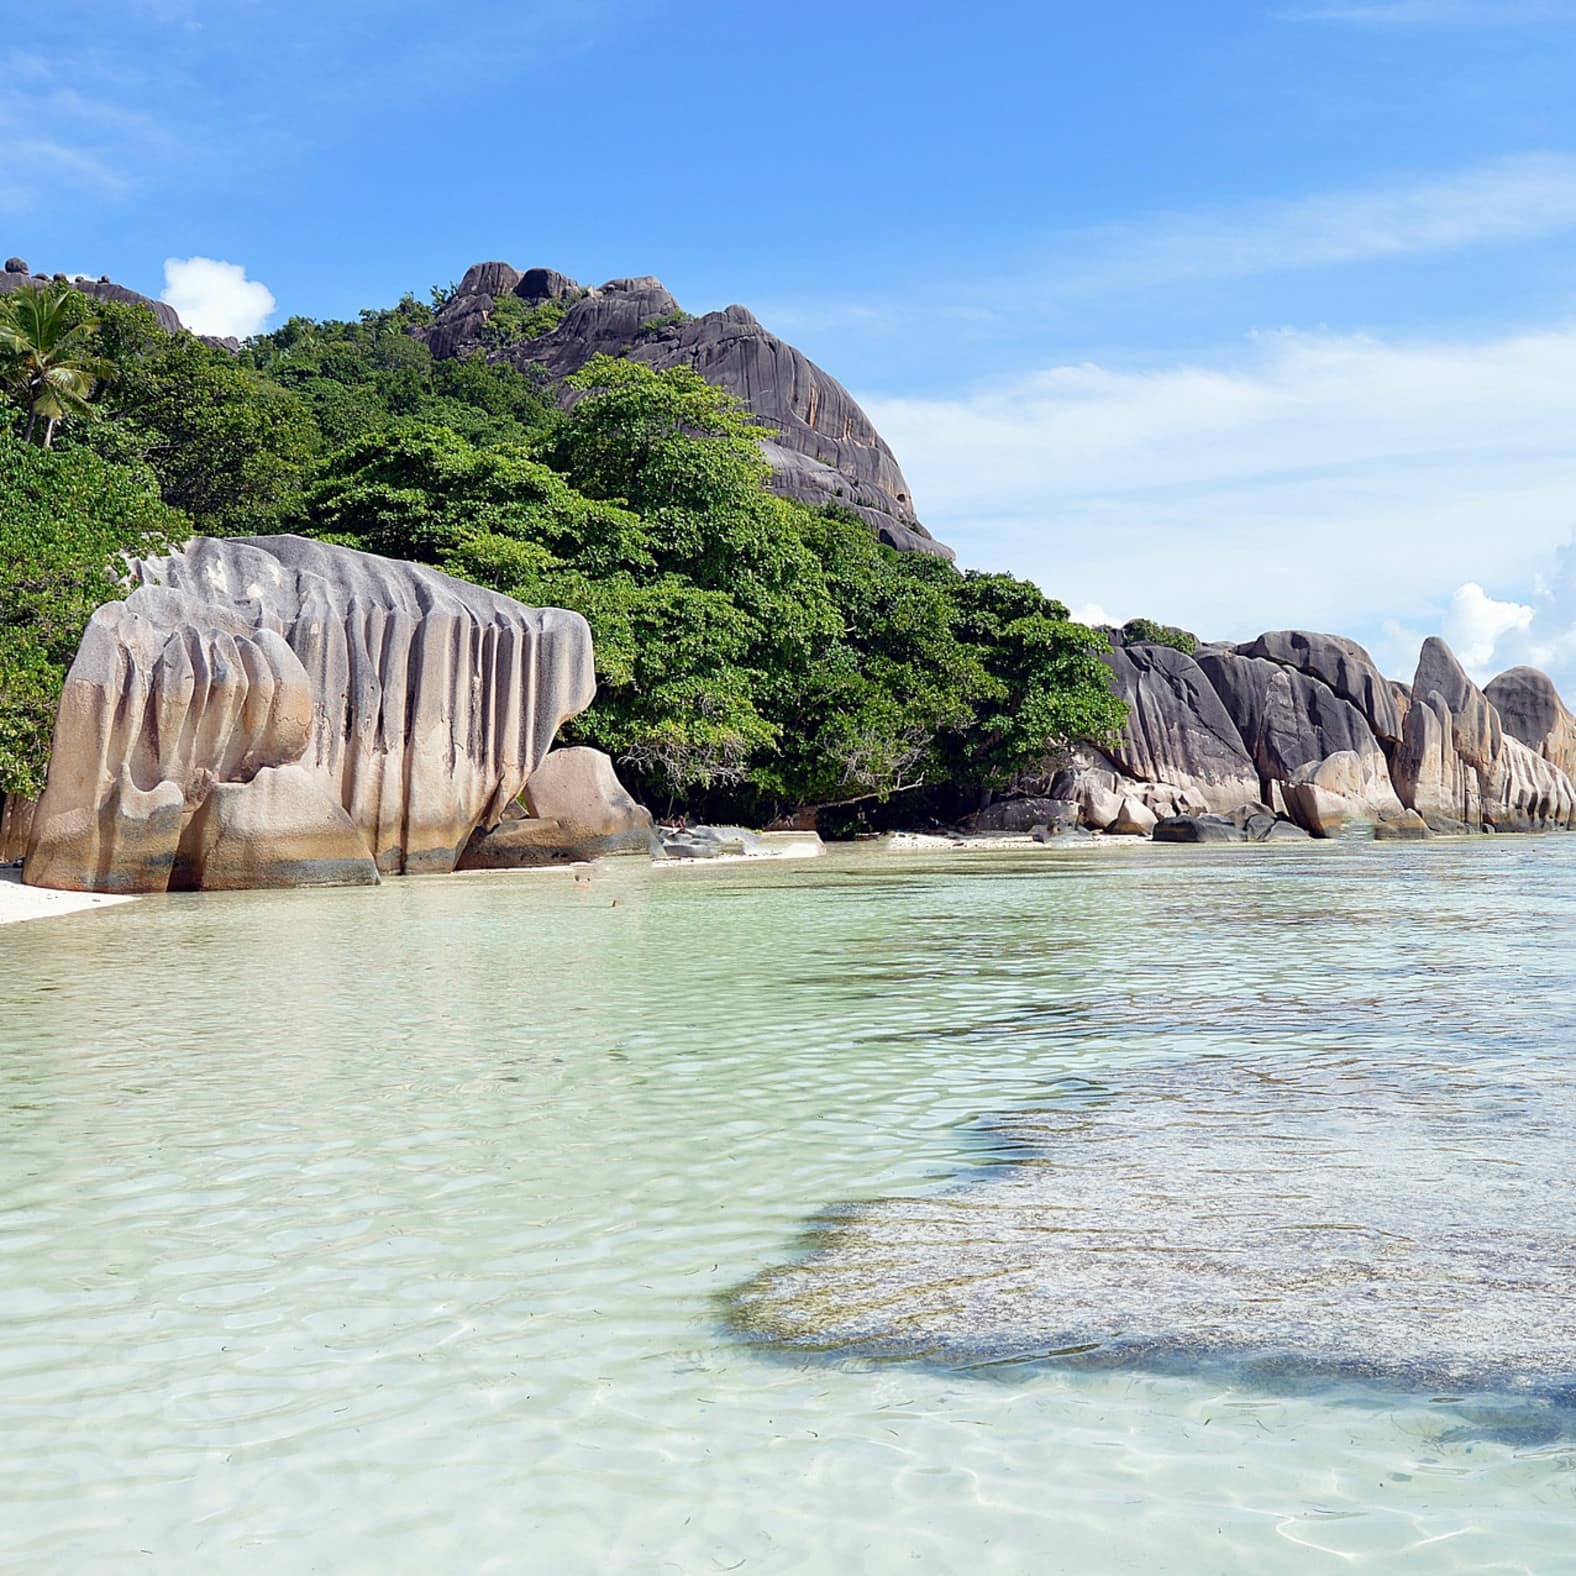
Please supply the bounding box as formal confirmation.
[160,256,275,338]
[1442,583,1535,672]
[859,324,1576,679]
[1419,545,1576,692]
[1070,602,1120,629]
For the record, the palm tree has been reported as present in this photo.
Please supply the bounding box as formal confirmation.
[0,281,109,447]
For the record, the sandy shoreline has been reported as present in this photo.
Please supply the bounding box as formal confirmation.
[0,867,137,927]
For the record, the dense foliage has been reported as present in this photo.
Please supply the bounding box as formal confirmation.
[0,432,180,795]
[1120,616,1197,655]
[0,278,1127,822]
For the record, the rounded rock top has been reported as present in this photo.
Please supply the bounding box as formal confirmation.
[3,257,27,274]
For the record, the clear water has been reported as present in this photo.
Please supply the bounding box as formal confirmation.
[3,839,1575,1574]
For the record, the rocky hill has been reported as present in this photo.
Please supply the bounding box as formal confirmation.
[0,257,242,349]
[418,262,951,558]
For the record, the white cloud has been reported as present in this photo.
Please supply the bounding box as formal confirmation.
[1285,1,1576,23]
[1070,602,1120,629]
[1039,155,1576,299]
[861,323,1576,683]
[160,257,275,338]
[1424,545,1576,690]
[1442,583,1535,673]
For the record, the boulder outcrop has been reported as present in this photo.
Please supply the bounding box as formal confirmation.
[1235,630,1403,753]
[1485,666,1576,781]
[1036,630,1576,842]
[1095,644,1263,814]
[456,746,656,869]
[419,264,950,558]
[0,259,184,333]
[22,536,652,893]
[1195,649,1407,835]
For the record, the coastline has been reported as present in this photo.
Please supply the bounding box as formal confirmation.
[0,867,137,927]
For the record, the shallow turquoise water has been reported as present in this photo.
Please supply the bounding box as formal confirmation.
[2,838,1574,1573]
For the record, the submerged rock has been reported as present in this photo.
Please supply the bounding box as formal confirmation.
[21,536,644,893]
[733,1052,1576,1397]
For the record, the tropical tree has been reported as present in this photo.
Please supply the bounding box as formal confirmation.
[0,281,109,447]
[0,432,182,796]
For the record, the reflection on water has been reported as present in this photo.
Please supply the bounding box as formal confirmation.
[2,838,1575,1573]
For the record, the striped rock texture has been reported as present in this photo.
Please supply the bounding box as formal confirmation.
[21,535,639,893]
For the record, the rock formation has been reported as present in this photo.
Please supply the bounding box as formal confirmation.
[1194,648,1408,836]
[1486,666,1576,781]
[1,255,184,333]
[1091,644,1263,815]
[419,262,950,558]
[1043,629,1576,841]
[457,746,657,868]
[22,536,651,893]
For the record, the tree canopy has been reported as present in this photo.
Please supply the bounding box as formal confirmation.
[0,283,1125,824]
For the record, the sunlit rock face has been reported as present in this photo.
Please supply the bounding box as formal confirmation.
[1055,629,1576,839]
[419,263,952,559]
[1486,666,1576,782]
[1092,644,1262,816]
[23,535,607,892]
[733,1052,1576,1398]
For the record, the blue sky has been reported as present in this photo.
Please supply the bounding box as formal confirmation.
[11,0,1576,686]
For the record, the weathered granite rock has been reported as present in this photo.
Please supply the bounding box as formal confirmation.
[1393,692,1478,833]
[174,764,379,890]
[24,536,612,893]
[0,794,35,863]
[1490,735,1576,832]
[657,824,763,860]
[965,796,1077,834]
[1235,630,1403,752]
[1094,627,1576,841]
[521,747,656,854]
[1486,666,1576,781]
[1195,649,1405,835]
[1386,641,1576,833]
[420,265,951,558]
[0,264,184,333]
[1100,645,1263,815]
[1152,814,1246,844]
[457,746,656,867]
[1414,637,1501,777]
[1106,795,1158,836]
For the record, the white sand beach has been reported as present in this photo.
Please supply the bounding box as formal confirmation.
[0,867,136,927]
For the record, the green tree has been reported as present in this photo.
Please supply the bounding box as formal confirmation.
[940,572,1126,794]
[0,433,183,796]
[1119,616,1197,655]
[72,300,316,534]
[0,281,109,447]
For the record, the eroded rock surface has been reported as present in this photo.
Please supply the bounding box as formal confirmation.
[419,263,950,558]
[457,746,657,868]
[21,536,644,893]
[1486,666,1576,780]
[1042,631,1576,841]
[733,1052,1576,1396]
[1096,644,1262,814]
